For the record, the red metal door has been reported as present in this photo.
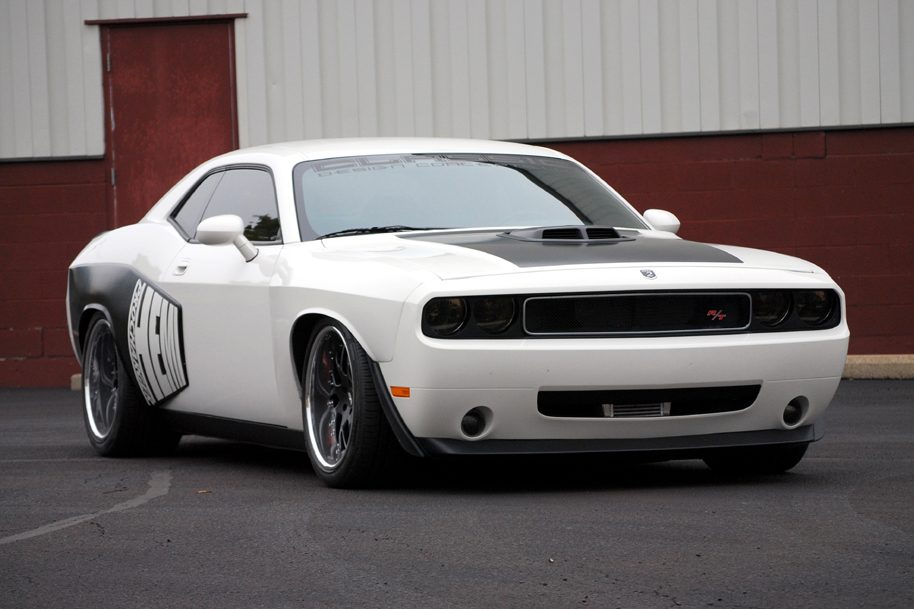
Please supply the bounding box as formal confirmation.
[103,21,238,228]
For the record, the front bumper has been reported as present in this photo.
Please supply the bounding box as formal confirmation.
[378,319,848,451]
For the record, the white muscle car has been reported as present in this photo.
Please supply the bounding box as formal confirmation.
[67,138,849,487]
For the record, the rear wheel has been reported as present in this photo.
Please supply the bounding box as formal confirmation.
[82,313,180,457]
[702,443,809,475]
[302,319,401,488]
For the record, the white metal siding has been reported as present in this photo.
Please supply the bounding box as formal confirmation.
[1,0,912,159]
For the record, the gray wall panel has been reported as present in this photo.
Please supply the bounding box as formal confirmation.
[1,0,912,159]
[903,0,914,121]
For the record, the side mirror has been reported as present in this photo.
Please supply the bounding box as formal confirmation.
[195,214,258,262]
[643,209,681,235]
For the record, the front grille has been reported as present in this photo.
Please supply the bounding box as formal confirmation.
[538,385,761,418]
[524,292,751,335]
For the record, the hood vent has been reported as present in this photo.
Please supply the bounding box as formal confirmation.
[499,226,630,243]
[586,227,622,240]
[543,228,584,240]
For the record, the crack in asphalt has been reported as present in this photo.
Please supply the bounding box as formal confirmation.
[0,470,171,545]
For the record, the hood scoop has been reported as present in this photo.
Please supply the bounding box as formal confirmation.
[499,225,633,244]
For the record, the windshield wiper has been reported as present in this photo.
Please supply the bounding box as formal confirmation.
[319,225,444,239]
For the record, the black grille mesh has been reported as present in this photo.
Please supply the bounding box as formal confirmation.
[524,292,750,335]
[538,385,761,418]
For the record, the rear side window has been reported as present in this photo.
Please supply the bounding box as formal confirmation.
[172,167,282,244]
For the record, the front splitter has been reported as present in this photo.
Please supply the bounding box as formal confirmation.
[417,421,823,456]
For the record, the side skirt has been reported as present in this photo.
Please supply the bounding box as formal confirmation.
[158,362,427,458]
[160,411,306,451]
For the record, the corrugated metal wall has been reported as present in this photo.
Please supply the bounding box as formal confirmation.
[1,0,912,159]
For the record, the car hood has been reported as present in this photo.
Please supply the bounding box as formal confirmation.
[316,229,820,280]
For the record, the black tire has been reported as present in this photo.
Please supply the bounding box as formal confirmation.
[81,313,181,457]
[301,319,402,488]
[702,442,809,475]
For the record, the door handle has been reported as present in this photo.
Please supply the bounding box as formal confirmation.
[173,259,191,275]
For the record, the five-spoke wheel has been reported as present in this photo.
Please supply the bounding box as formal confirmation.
[302,319,400,487]
[84,317,119,440]
[81,312,181,456]
[305,325,355,469]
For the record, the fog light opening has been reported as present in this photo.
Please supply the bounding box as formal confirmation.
[461,407,489,438]
[783,398,805,427]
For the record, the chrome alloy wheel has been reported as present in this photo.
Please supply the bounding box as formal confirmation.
[305,326,355,470]
[84,319,119,439]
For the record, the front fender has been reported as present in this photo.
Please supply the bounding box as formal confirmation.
[273,245,437,363]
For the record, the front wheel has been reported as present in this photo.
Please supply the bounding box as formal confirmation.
[702,443,809,475]
[302,320,401,488]
[82,313,181,457]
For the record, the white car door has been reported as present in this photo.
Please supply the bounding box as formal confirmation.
[159,167,286,425]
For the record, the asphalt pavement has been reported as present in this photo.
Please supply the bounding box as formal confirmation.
[1,381,912,609]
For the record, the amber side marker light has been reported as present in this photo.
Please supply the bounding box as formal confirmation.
[391,386,411,398]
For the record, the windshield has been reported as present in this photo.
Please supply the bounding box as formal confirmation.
[292,153,646,240]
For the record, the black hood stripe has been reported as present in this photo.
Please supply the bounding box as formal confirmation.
[399,231,742,268]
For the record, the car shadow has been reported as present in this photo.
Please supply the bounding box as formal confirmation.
[172,436,309,476]
[397,452,817,493]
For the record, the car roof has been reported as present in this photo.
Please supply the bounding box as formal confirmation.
[213,137,572,163]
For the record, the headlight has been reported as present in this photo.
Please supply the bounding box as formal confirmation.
[473,297,516,334]
[753,290,791,327]
[795,290,836,325]
[424,298,468,335]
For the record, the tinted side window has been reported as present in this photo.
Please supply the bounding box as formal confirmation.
[172,172,224,239]
[197,168,282,244]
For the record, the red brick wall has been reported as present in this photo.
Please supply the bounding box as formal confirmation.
[1,126,911,386]
[551,126,914,355]
[0,160,107,386]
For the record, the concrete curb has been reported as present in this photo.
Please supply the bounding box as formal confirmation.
[69,355,914,391]
[842,355,914,380]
